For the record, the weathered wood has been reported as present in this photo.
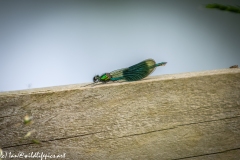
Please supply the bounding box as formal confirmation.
[0,69,240,160]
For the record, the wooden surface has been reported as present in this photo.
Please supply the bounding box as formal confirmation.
[0,69,240,160]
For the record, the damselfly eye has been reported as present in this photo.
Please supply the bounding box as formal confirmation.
[93,75,99,83]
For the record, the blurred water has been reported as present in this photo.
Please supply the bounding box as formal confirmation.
[0,0,240,91]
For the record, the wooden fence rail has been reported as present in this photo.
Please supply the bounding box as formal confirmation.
[0,69,240,160]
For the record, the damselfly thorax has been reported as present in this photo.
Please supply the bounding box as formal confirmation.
[93,73,112,83]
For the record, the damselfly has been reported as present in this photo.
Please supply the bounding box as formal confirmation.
[85,59,167,87]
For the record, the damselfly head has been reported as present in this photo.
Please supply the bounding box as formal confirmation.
[93,75,100,83]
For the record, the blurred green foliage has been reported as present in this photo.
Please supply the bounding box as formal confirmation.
[206,3,240,14]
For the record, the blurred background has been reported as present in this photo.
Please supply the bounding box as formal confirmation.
[0,0,240,91]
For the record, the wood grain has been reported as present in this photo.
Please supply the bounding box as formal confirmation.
[0,69,240,160]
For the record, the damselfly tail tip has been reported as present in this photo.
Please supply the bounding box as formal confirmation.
[157,62,167,66]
